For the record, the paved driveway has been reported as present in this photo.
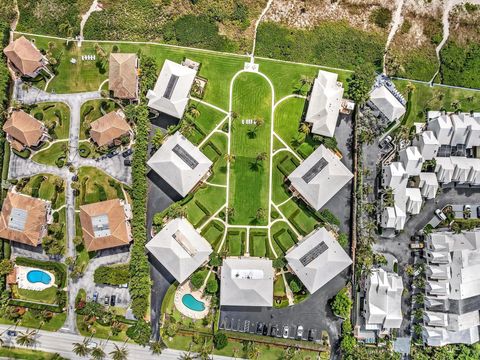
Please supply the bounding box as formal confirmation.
[8,154,69,179]
[78,154,132,184]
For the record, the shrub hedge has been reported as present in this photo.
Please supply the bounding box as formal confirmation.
[94,264,129,285]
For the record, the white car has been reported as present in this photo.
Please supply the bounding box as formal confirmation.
[296,325,304,339]
[86,341,98,350]
[282,325,289,338]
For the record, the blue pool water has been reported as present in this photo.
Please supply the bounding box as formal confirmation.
[26,270,52,285]
[182,294,205,311]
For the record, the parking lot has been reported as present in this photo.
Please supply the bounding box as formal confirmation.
[86,285,131,309]
[219,316,319,342]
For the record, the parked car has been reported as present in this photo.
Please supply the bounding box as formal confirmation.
[477,206,480,218]
[464,205,472,219]
[256,323,263,335]
[7,330,17,337]
[86,341,98,350]
[410,242,424,250]
[296,325,304,339]
[270,325,277,337]
[104,296,109,305]
[92,291,98,302]
[262,324,268,336]
[110,295,116,306]
[124,159,132,166]
[435,209,447,221]
[107,151,118,158]
[283,325,289,338]
[119,283,128,288]
[307,329,316,342]
[122,149,133,158]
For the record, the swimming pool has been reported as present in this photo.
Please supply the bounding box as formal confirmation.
[182,294,205,312]
[27,270,52,285]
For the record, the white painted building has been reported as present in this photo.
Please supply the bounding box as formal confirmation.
[419,172,439,199]
[381,162,408,190]
[435,157,455,184]
[399,146,423,176]
[406,188,422,215]
[413,131,440,161]
[369,85,406,123]
[304,70,344,138]
[428,113,453,145]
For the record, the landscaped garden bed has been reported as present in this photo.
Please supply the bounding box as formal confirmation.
[30,102,70,140]
[31,141,69,168]
[225,229,246,256]
[75,167,126,208]
[200,220,225,251]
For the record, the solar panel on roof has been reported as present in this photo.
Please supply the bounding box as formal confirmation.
[91,214,111,238]
[299,241,328,266]
[302,158,328,183]
[8,208,28,231]
[173,144,198,169]
[172,230,197,257]
[163,75,179,100]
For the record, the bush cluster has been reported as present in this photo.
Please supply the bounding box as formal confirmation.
[126,104,152,320]
[94,264,129,285]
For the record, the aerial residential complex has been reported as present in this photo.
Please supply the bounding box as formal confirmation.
[0,2,479,359]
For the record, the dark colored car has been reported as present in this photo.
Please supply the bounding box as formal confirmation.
[92,291,98,302]
[477,206,480,218]
[110,295,116,306]
[107,151,118,158]
[270,326,277,337]
[256,323,263,335]
[122,149,133,158]
[7,330,17,337]
[308,329,316,342]
[124,159,132,166]
[262,324,268,336]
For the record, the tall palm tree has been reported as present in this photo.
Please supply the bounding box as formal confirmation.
[224,153,236,163]
[59,22,74,38]
[256,208,266,221]
[72,338,91,357]
[299,122,310,135]
[246,341,260,359]
[109,344,128,360]
[179,352,194,360]
[181,121,195,137]
[256,152,267,162]
[197,339,212,360]
[16,329,37,348]
[149,340,165,355]
[90,346,106,360]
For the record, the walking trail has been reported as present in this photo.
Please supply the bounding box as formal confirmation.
[383,0,405,74]
[78,0,102,46]
[251,0,274,56]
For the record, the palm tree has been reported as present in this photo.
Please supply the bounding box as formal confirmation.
[90,346,106,360]
[256,152,267,162]
[179,352,194,360]
[109,344,128,360]
[300,75,313,87]
[223,153,236,163]
[226,207,235,219]
[197,339,212,360]
[246,341,260,359]
[181,121,195,137]
[189,107,200,118]
[16,329,37,348]
[149,340,165,355]
[299,122,310,135]
[73,338,91,357]
[256,208,266,221]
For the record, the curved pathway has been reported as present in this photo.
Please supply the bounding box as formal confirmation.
[383,0,405,74]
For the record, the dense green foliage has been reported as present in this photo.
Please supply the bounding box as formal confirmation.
[125,319,151,346]
[347,63,377,104]
[190,271,206,290]
[370,7,392,29]
[163,15,236,52]
[206,276,218,294]
[127,105,151,319]
[94,264,129,285]
[331,287,352,319]
[440,41,480,89]
[256,21,385,70]
[213,332,228,350]
[411,344,480,360]
[318,209,341,227]
[17,0,81,37]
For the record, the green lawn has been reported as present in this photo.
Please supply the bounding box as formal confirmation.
[30,102,70,139]
[76,315,130,342]
[0,347,63,360]
[200,220,225,251]
[226,229,246,256]
[394,80,480,129]
[80,99,120,140]
[77,166,125,208]
[31,141,69,167]
[202,132,228,186]
[19,173,66,208]
[185,185,226,228]
[186,101,227,145]
[274,276,286,297]
[272,153,298,205]
[0,311,66,332]
[270,221,298,255]
[249,231,271,258]
[229,72,272,225]
[15,285,58,305]
[280,199,318,236]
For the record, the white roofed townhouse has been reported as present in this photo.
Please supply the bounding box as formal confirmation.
[450,114,469,146]
[220,257,274,307]
[427,113,453,145]
[285,227,352,294]
[399,146,423,176]
[369,85,406,123]
[381,162,408,190]
[147,59,197,119]
[147,132,213,197]
[406,188,422,215]
[304,70,344,137]
[464,113,480,148]
[419,172,439,199]
[413,131,440,161]
[364,269,403,335]
[145,218,212,283]
[435,157,455,184]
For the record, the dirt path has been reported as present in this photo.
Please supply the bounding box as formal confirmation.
[383,0,405,74]
[429,0,480,84]
[252,0,274,56]
[79,0,102,45]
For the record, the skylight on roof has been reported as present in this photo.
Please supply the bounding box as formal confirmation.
[163,75,179,100]
[172,230,197,257]
[172,144,198,169]
[302,158,328,183]
[91,214,111,238]
[299,241,329,266]
[8,207,28,231]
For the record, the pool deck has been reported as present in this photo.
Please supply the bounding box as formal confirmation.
[16,266,56,291]
[174,282,210,320]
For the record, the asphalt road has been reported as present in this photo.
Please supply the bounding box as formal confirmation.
[0,324,236,360]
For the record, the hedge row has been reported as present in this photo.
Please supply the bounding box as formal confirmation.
[94,264,129,286]
[14,257,67,288]
[9,299,63,313]
[126,105,152,320]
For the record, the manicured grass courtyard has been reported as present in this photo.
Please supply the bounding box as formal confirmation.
[31,141,69,167]
[228,72,272,226]
[201,132,228,186]
[30,102,70,139]
[270,221,298,255]
[200,220,225,251]
[249,230,273,258]
[185,185,226,228]
[14,285,58,305]
[76,166,126,208]
[184,101,227,145]
[226,229,246,256]
[18,173,65,209]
